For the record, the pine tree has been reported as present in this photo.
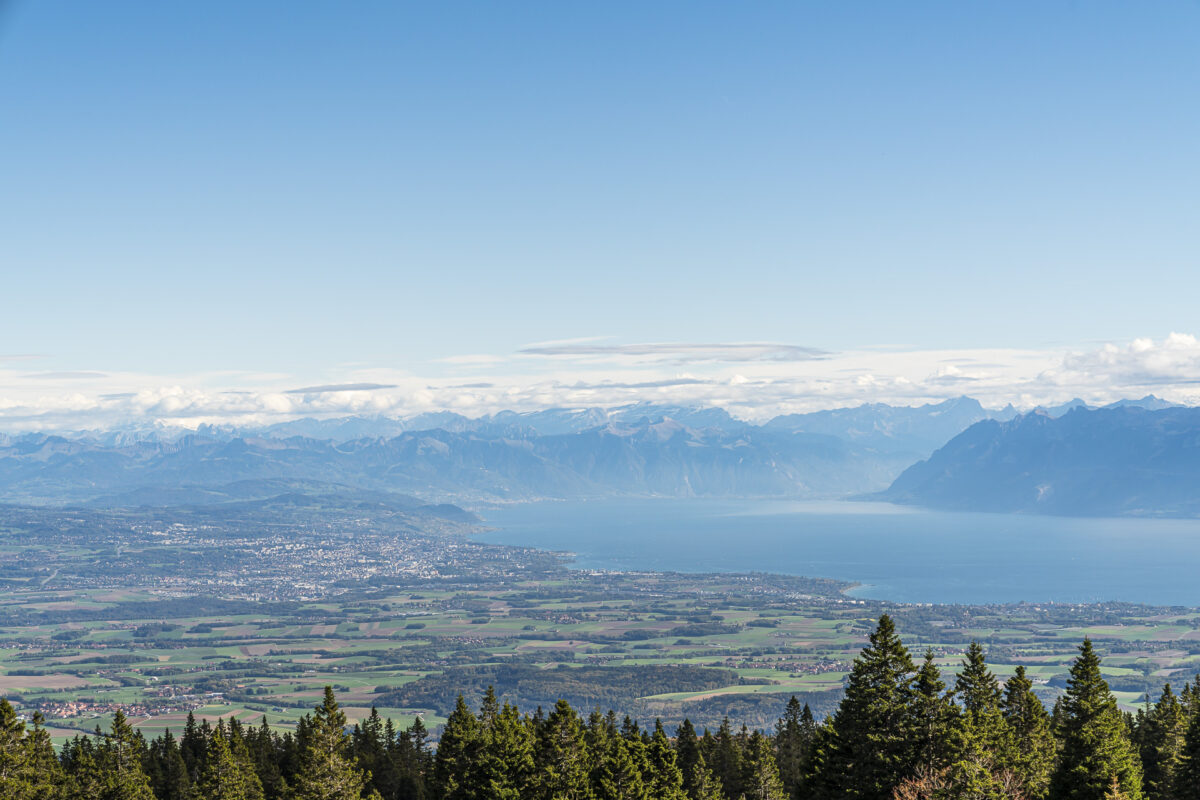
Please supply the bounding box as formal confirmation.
[685,754,724,800]
[1050,639,1144,800]
[1002,665,1055,800]
[0,698,28,794]
[674,719,704,799]
[810,614,918,800]
[708,718,743,800]
[741,729,787,800]
[61,735,107,800]
[532,699,591,800]
[100,710,156,800]
[434,694,481,800]
[478,701,535,800]
[910,649,959,776]
[291,687,372,800]
[945,642,1014,799]
[227,720,266,800]
[1174,692,1200,800]
[145,729,190,800]
[645,721,686,800]
[196,726,254,800]
[595,731,647,800]
[775,696,812,798]
[1140,684,1186,800]
[22,712,63,800]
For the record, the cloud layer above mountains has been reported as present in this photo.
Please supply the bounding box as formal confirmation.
[2,335,1200,432]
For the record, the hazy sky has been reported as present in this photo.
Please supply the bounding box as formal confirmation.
[2,2,1199,428]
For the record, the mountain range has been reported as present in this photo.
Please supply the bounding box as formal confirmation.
[0,395,1189,514]
[879,405,1200,517]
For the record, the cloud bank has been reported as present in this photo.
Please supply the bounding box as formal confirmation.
[1,335,1199,433]
[518,342,829,363]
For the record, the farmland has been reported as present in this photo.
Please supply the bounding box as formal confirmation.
[1,499,1199,742]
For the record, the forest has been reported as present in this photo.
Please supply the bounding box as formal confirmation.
[0,615,1195,800]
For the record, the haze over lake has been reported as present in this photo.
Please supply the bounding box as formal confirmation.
[478,499,1200,606]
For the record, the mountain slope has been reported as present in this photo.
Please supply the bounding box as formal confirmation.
[879,406,1200,516]
[0,420,909,505]
[764,396,993,458]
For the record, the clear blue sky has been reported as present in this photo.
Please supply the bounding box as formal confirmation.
[2,1,1199,379]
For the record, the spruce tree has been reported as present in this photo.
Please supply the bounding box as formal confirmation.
[1174,691,1200,800]
[674,719,704,799]
[910,649,959,776]
[810,614,918,800]
[595,732,648,800]
[478,702,535,799]
[1140,684,1186,800]
[247,718,288,800]
[946,642,1014,799]
[291,687,372,800]
[741,729,787,800]
[645,721,686,800]
[22,712,63,800]
[1002,664,1055,800]
[227,720,266,800]
[351,708,388,799]
[532,699,591,800]
[145,729,190,800]
[955,642,1011,755]
[774,696,811,798]
[433,695,480,800]
[0,698,29,794]
[61,735,107,800]
[181,711,206,782]
[1050,639,1144,800]
[685,754,724,800]
[708,718,743,799]
[100,710,156,800]
[196,726,254,800]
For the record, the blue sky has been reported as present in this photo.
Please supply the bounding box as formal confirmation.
[2,2,1199,427]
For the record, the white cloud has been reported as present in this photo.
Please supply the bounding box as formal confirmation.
[517,341,829,363]
[1,335,1198,433]
[1048,332,1200,389]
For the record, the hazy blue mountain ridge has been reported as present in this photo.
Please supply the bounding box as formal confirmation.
[880,405,1200,516]
[0,418,908,506]
[2,396,1188,513]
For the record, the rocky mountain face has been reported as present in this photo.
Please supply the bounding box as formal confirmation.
[879,406,1200,516]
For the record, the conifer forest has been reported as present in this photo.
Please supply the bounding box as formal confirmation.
[1,615,1196,800]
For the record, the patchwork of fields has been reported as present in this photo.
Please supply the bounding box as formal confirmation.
[2,500,1199,742]
[4,574,1200,743]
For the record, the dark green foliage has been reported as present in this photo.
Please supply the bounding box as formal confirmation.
[810,614,918,800]
[532,699,591,800]
[291,687,371,800]
[703,718,743,799]
[1175,684,1200,800]
[1002,665,1056,799]
[910,649,959,776]
[14,632,1200,800]
[1136,684,1186,800]
[945,641,1015,799]
[144,730,189,800]
[382,664,738,719]
[741,729,786,800]
[1051,639,1145,800]
[773,696,815,799]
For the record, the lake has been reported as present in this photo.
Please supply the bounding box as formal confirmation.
[475,499,1200,606]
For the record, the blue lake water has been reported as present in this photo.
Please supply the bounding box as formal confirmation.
[476,499,1200,606]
